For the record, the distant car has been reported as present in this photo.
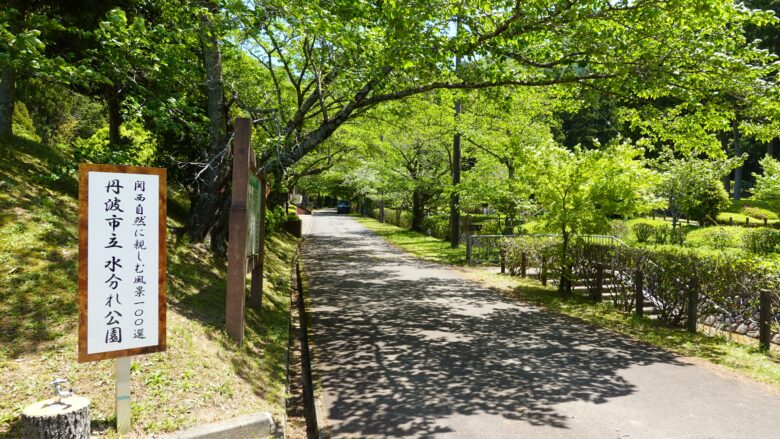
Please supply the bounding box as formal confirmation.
[336,200,351,214]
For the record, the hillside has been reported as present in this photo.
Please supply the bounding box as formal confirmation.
[0,137,294,437]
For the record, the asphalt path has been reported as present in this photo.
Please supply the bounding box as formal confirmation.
[301,211,780,439]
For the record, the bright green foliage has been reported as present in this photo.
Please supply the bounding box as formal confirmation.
[742,228,780,254]
[534,142,660,239]
[72,120,156,166]
[458,86,562,231]
[753,156,780,200]
[233,0,780,172]
[12,101,39,141]
[632,223,655,244]
[741,205,779,220]
[657,156,742,226]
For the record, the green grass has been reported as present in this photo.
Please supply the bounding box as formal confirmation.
[729,198,780,217]
[0,136,294,437]
[355,215,780,389]
[353,216,466,265]
[717,212,779,225]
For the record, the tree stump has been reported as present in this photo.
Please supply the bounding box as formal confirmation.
[21,396,90,439]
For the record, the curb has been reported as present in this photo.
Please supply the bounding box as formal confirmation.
[162,412,276,439]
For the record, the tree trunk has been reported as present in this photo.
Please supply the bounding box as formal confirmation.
[559,229,571,296]
[411,189,426,232]
[732,119,743,200]
[449,102,462,247]
[504,161,516,235]
[107,90,122,146]
[189,3,231,244]
[0,65,16,139]
[21,396,90,439]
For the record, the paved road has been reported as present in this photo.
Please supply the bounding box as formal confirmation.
[302,212,780,438]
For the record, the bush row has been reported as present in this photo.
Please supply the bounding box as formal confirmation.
[631,223,685,245]
[500,236,780,331]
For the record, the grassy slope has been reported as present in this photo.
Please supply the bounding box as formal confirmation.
[0,137,293,437]
[353,216,780,389]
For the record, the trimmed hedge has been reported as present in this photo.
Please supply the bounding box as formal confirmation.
[499,235,780,332]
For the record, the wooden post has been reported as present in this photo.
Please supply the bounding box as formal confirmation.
[379,198,385,223]
[593,264,604,302]
[520,251,527,278]
[687,281,699,333]
[746,217,750,226]
[225,118,251,345]
[500,249,505,274]
[541,256,547,286]
[764,218,768,227]
[116,357,131,434]
[635,271,644,317]
[729,216,733,225]
[250,178,267,310]
[466,235,473,264]
[759,289,772,352]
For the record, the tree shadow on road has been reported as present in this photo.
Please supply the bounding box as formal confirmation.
[303,220,685,438]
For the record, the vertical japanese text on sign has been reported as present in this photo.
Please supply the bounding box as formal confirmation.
[78,164,167,362]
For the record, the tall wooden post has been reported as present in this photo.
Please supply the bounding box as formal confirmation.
[226,118,251,345]
[759,290,772,352]
[520,252,527,278]
[635,271,644,317]
[687,281,699,333]
[593,264,604,302]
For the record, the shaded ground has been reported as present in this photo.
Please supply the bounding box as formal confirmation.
[303,211,780,439]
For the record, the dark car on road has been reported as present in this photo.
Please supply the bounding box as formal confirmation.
[336,200,351,214]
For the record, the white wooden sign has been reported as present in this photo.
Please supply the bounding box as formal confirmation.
[78,164,166,362]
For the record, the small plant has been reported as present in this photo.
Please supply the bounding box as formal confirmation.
[742,228,780,255]
[707,227,737,250]
[669,226,686,246]
[652,224,670,244]
[632,223,654,243]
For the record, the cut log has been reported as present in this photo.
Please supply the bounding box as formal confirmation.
[21,396,90,439]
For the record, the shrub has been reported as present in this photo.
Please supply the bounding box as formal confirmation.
[753,156,780,201]
[500,235,560,278]
[632,223,654,243]
[669,227,686,246]
[421,215,448,239]
[265,206,287,234]
[707,227,738,250]
[652,224,670,244]
[12,102,41,142]
[741,206,778,221]
[72,121,156,166]
[684,179,730,225]
[742,228,780,255]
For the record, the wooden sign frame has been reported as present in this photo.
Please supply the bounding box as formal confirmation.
[226,118,267,345]
[78,164,167,362]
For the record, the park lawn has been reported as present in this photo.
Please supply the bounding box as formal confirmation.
[717,211,779,226]
[353,216,466,265]
[0,136,294,437]
[355,216,780,389]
